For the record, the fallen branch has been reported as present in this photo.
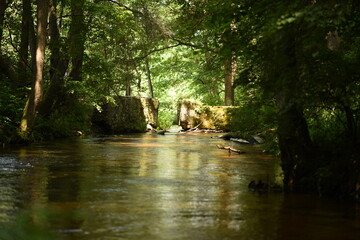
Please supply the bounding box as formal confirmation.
[187,121,203,132]
[216,144,245,154]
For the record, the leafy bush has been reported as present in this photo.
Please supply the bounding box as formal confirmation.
[31,101,91,140]
[0,79,26,143]
[229,102,278,154]
[158,108,177,130]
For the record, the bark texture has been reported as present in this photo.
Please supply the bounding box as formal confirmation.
[21,0,49,132]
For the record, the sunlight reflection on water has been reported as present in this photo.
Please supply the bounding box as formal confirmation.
[0,133,359,240]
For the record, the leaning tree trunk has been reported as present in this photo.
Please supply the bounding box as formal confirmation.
[20,0,48,132]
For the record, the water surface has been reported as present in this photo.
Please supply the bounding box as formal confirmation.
[0,133,359,239]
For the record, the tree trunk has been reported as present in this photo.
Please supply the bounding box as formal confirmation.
[20,0,48,132]
[145,58,154,98]
[273,25,314,191]
[68,0,85,82]
[39,0,69,116]
[224,53,236,106]
[17,0,32,86]
[28,14,37,72]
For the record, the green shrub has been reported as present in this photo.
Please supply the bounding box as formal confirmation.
[158,108,176,130]
[31,101,91,140]
[228,102,279,154]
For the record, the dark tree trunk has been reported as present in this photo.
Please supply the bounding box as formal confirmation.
[272,24,314,191]
[20,0,49,132]
[39,0,69,116]
[17,0,32,86]
[28,14,37,72]
[68,0,85,82]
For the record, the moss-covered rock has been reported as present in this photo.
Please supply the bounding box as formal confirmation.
[92,96,159,133]
[177,99,240,130]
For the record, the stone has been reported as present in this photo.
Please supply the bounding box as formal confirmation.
[92,96,159,133]
[177,99,239,130]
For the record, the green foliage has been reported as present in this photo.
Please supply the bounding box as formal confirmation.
[31,101,91,140]
[158,108,176,129]
[0,80,25,143]
[229,100,278,154]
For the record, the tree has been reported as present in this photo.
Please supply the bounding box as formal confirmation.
[68,0,86,82]
[17,0,33,87]
[20,0,49,133]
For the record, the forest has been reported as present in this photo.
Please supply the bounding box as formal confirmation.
[0,0,359,200]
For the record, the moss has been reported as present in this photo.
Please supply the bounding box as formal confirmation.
[92,96,159,133]
[177,99,239,130]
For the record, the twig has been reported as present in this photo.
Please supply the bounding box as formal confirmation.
[216,144,245,154]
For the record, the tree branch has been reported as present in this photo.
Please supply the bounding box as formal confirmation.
[171,37,218,53]
[135,43,182,61]
[95,0,143,16]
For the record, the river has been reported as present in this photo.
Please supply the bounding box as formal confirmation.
[0,133,359,240]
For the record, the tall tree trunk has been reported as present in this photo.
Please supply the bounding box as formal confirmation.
[145,58,154,98]
[222,22,237,106]
[224,53,236,106]
[28,14,37,72]
[273,25,314,191]
[17,0,32,86]
[39,0,69,116]
[68,0,85,82]
[20,0,48,132]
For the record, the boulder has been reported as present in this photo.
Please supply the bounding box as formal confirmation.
[177,99,239,130]
[92,96,159,133]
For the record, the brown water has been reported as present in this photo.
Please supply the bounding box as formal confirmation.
[0,133,359,240]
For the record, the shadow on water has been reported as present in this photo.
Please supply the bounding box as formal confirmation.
[0,133,359,240]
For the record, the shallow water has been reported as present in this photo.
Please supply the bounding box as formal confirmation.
[0,133,359,239]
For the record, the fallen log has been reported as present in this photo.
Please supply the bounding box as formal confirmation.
[216,144,245,154]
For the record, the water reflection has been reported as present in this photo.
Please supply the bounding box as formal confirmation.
[0,134,359,240]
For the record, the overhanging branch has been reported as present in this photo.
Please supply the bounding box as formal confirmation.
[95,0,143,16]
